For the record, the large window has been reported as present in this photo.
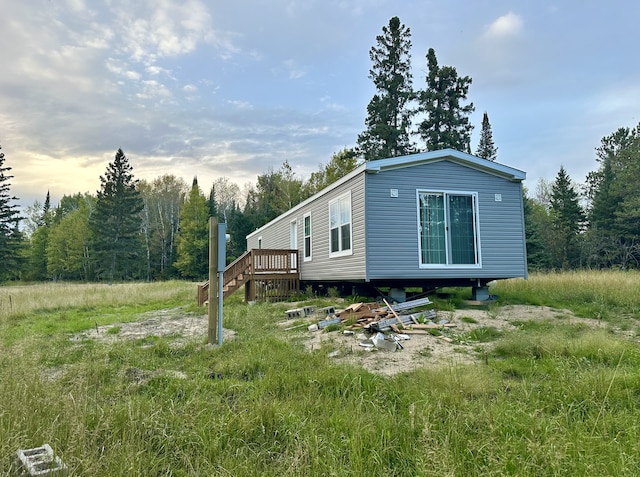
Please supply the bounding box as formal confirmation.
[303,213,312,261]
[329,192,352,257]
[418,191,480,267]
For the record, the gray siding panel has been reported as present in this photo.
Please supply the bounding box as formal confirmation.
[365,160,526,280]
[247,173,367,281]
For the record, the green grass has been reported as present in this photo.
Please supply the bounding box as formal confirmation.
[2,273,640,475]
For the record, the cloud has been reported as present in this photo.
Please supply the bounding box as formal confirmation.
[483,12,523,39]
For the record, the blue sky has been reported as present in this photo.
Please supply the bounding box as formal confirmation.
[1,0,638,209]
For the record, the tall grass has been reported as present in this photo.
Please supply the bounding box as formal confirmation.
[2,275,640,475]
[0,281,195,344]
[493,270,640,319]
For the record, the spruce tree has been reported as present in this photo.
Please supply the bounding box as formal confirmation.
[90,148,144,282]
[416,48,474,152]
[0,143,23,281]
[25,192,52,280]
[175,178,210,280]
[357,16,414,161]
[475,111,498,160]
[549,166,585,268]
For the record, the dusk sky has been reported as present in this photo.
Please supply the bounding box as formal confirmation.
[1,1,638,210]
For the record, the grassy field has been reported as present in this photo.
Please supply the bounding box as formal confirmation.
[1,272,640,475]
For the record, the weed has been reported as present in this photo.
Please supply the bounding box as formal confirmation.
[460,316,478,324]
[464,326,502,342]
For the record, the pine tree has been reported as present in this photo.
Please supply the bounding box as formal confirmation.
[90,149,144,282]
[0,144,23,281]
[416,48,474,152]
[585,125,640,267]
[207,184,217,218]
[25,192,53,280]
[475,112,497,160]
[357,16,414,161]
[549,166,585,268]
[175,178,210,280]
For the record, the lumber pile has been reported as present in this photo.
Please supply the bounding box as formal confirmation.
[285,296,463,352]
[333,297,441,332]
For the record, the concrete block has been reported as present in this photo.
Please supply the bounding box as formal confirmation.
[15,444,67,476]
[285,308,303,319]
[319,306,335,315]
[302,306,315,316]
[472,286,490,301]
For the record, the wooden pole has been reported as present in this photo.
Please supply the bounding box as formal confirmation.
[208,217,219,345]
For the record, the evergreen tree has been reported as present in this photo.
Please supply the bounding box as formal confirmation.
[25,192,53,281]
[549,166,585,268]
[357,16,414,161]
[585,124,640,267]
[225,202,250,261]
[475,111,497,160]
[89,149,144,282]
[207,184,217,218]
[175,178,210,280]
[303,148,360,196]
[416,48,474,152]
[522,189,551,270]
[0,143,23,281]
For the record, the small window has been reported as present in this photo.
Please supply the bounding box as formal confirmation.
[329,192,352,257]
[303,213,312,261]
[257,236,262,249]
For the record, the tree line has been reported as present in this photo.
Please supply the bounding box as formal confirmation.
[1,16,635,283]
[526,124,640,270]
[0,146,361,282]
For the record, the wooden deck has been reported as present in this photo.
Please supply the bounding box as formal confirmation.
[197,249,299,304]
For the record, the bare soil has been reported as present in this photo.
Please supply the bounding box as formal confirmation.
[72,304,606,377]
[298,304,606,376]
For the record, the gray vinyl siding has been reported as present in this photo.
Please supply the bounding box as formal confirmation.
[246,173,367,281]
[246,156,526,285]
[365,160,527,280]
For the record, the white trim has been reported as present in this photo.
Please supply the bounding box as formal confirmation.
[290,219,297,249]
[328,190,353,258]
[416,189,482,269]
[303,212,312,262]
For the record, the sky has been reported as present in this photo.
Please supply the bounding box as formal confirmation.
[2,0,639,211]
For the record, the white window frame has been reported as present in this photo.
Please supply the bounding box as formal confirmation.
[303,213,312,261]
[328,191,353,258]
[290,219,297,250]
[416,189,482,269]
[257,236,263,249]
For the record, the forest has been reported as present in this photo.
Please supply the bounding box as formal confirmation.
[1,16,638,283]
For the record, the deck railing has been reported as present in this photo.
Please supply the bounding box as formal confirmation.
[197,248,299,304]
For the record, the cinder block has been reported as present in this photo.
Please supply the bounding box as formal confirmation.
[319,306,335,315]
[15,444,67,476]
[302,306,315,316]
[285,308,303,319]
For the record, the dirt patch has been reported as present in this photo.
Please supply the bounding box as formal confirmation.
[68,304,607,377]
[298,304,606,376]
[70,307,237,345]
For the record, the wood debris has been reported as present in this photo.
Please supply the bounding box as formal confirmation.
[303,296,458,349]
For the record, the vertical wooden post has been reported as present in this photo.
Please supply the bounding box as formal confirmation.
[208,217,218,345]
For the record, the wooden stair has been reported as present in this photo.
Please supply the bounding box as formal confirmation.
[197,249,299,304]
